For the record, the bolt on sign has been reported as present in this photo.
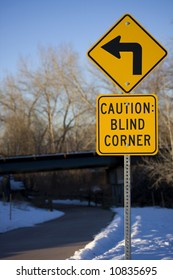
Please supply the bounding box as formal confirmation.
[96,94,158,155]
[88,14,167,93]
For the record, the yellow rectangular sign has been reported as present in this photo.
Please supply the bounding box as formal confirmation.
[96,94,158,155]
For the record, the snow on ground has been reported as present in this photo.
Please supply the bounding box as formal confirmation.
[0,201,64,233]
[0,200,173,260]
[69,207,173,260]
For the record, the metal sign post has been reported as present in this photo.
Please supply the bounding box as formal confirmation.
[124,155,131,260]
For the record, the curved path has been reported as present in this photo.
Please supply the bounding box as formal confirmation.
[0,205,113,260]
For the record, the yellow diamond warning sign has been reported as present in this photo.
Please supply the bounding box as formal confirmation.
[88,14,167,93]
[96,94,158,155]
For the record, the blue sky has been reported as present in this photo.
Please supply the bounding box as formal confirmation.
[0,0,173,79]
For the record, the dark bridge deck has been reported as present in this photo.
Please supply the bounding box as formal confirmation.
[0,151,124,175]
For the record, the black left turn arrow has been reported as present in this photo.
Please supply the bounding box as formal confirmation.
[101,35,142,75]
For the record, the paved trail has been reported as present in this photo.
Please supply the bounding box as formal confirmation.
[0,206,113,260]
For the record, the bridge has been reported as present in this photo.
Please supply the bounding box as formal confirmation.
[0,151,125,175]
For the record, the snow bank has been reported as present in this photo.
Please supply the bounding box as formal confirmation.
[69,207,173,260]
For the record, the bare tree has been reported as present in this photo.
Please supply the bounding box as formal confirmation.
[137,53,173,189]
[0,45,98,156]
[0,75,36,155]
